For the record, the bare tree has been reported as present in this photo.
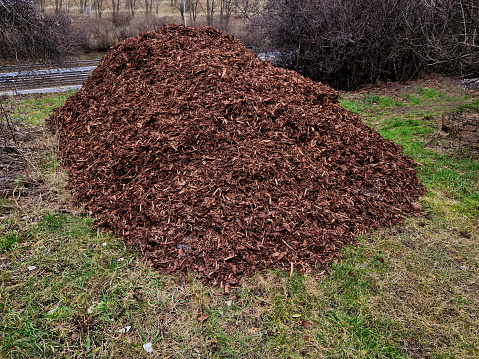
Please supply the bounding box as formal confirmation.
[111,0,120,17]
[205,0,224,26]
[188,0,201,26]
[55,0,63,13]
[174,0,187,25]
[218,0,234,30]
[34,0,46,12]
[79,0,89,13]
[145,0,153,13]
[94,0,104,18]
[126,0,137,17]
[232,0,262,23]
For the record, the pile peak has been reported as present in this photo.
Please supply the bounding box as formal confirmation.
[48,24,425,284]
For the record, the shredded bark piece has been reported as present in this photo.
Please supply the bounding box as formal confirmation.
[47,24,426,284]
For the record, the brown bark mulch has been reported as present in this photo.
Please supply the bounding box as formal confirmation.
[47,24,426,286]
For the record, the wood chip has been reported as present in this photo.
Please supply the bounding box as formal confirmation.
[197,314,208,323]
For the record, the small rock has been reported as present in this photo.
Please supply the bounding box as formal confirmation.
[119,325,131,334]
[143,342,153,353]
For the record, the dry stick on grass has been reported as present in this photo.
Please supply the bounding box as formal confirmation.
[0,103,19,145]
[11,188,29,216]
[0,102,40,173]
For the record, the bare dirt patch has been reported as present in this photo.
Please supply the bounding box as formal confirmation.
[427,107,479,156]
[347,73,466,101]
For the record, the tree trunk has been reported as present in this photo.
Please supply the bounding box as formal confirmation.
[206,0,211,25]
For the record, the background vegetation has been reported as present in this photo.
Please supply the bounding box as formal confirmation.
[261,0,479,89]
[2,0,478,90]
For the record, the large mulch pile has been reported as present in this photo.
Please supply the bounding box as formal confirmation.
[47,24,426,285]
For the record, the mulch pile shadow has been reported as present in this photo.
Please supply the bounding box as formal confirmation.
[48,24,426,285]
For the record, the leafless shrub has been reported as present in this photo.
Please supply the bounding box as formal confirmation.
[72,16,116,52]
[112,11,133,27]
[0,0,76,63]
[74,13,169,52]
[261,0,479,90]
[233,21,264,49]
[129,13,169,33]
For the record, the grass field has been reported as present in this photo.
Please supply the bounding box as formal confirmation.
[1,77,478,358]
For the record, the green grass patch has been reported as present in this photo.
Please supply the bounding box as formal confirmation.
[450,99,479,114]
[12,90,75,126]
[400,87,445,105]
[401,92,422,105]
[415,86,444,99]
[340,94,402,114]
[0,231,29,254]
[363,93,401,108]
